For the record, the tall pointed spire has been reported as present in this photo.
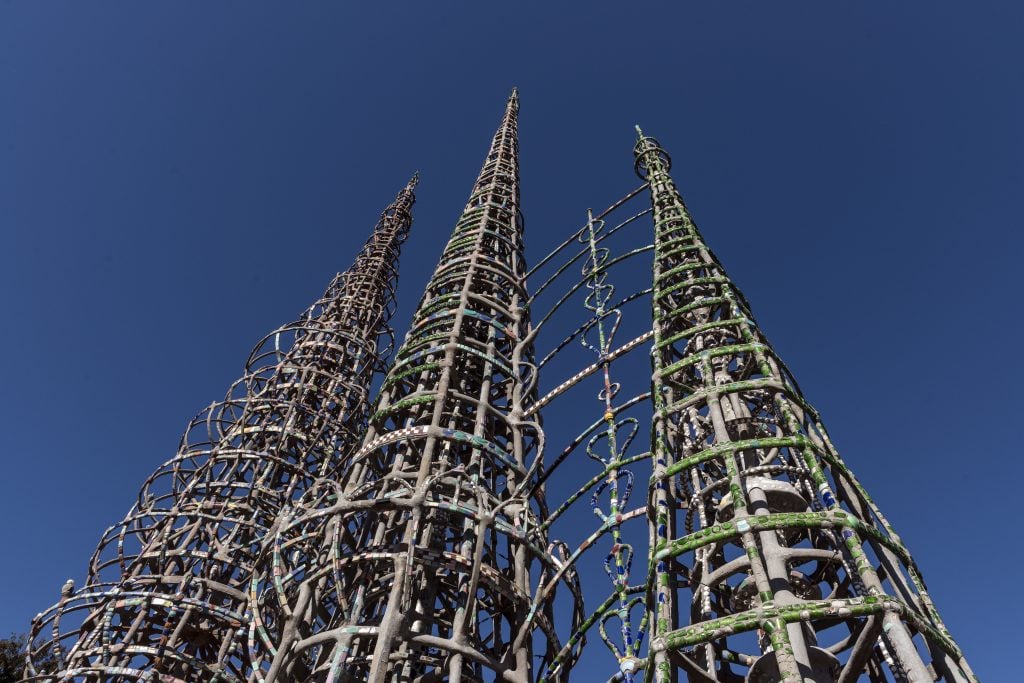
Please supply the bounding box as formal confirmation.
[249,91,564,683]
[25,178,419,682]
[635,130,974,682]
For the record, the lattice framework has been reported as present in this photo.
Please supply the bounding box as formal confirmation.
[26,178,417,682]
[23,94,977,683]
[246,90,569,683]
[636,129,974,683]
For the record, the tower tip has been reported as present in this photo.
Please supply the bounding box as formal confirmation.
[509,87,519,103]
[635,124,645,139]
[407,172,420,189]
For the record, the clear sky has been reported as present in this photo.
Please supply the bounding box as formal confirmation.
[2,2,1020,681]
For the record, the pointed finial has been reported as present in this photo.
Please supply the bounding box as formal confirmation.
[407,172,420,190]
[510,87,519,101]
[635,124,645,140]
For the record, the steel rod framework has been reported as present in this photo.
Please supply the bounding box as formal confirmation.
[22,92,977,683]
[25,178,418,682]
[518,198,657,683]
[246,90,565,683]
[635,129,974,683]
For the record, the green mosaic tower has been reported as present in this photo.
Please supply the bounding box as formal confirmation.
[635,129,974,682]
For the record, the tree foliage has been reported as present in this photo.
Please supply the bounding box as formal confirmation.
[0,633,27,683]
[0,633,56,683]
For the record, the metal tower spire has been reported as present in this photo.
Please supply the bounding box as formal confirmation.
[634,130,974,682]
[25,177,419,682]
[248,90,563,683]
[22,93,977,683]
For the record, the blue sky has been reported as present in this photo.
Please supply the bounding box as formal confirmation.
[2,2,1021,680]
